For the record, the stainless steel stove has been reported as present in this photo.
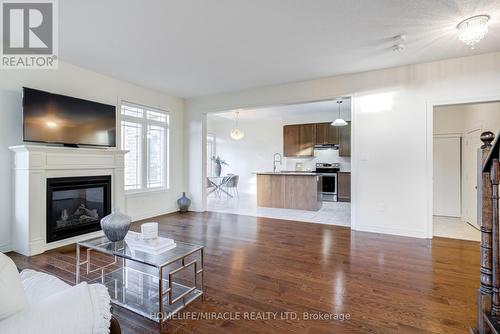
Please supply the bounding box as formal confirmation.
[315,163,340,202]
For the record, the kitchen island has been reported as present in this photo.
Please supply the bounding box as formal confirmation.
[255,172,322,211]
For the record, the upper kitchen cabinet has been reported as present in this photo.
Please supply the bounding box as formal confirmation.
[339,121,351,156]
[315,122,339,145]
[284,124,315,157]
[284,121,350,157]
[284,124,299,157]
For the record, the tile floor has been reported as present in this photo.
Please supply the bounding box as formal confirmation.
[208,195,481,241]
[433,215,480,241]
[207,193,351,226]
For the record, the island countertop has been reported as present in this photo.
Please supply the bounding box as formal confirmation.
[254,171,317,176]
[256,173,322,211]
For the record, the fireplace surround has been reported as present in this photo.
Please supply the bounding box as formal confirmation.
[9,145,128,256]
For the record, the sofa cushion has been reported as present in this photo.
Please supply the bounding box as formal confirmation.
[0,282,109,334]
[20,269,71,304]
[0,252,28,320]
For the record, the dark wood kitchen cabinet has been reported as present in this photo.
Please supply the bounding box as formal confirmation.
[284,121,350,157]
[339,122,351,157]
[284,124,315,157]
[283,125,299,157]
[337,172,351,202]
[315,122,339,145]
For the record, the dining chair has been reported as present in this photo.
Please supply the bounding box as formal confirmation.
[224,175,239,198]
[207,177,217,196]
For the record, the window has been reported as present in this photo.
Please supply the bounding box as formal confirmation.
[121,102,169,192]
[207,134,215,177]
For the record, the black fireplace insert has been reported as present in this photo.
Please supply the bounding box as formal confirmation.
[46,175,111,243]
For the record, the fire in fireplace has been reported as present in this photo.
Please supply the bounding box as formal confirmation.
[47,175,111,242]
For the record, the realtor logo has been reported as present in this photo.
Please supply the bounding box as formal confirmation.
[1,0,58,69]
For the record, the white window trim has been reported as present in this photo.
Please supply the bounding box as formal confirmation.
[120,100,170,195]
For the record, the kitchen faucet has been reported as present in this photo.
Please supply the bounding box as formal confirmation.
[273,153,282,172]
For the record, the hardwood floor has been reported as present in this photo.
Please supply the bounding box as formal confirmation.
[8,212,479,333]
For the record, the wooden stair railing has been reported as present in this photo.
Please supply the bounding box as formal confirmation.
[473,131,500,334]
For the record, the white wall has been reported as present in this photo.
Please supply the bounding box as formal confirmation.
[207,110,351,194]
[207,116,282,194]
[186,51,500,238]
[435,101,500,135]
[0,90,22,252]
[0,61,185,252]
[433,107,466,135]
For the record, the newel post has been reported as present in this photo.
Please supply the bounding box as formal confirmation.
[477,131,495,333]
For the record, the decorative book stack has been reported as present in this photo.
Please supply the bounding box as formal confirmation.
[125,231,176,255]
[141,222,158,240]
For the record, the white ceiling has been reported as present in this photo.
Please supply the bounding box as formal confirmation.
[60,0,500,98]
[211,98,351,120]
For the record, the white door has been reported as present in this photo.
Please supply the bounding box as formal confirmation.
[433,136,461,217]
[463,129,482,226]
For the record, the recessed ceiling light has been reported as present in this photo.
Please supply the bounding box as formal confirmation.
[394,34,406,42]
[392,44,405,52]
[392,34,406,52]
[457,15,490,49]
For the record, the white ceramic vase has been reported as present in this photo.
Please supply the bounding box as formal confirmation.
[100,208,132,242]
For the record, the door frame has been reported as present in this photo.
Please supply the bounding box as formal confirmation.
[426,95,500,238]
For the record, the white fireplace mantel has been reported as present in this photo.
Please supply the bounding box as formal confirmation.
[9,145,128,256]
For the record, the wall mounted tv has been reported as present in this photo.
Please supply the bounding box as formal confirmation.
[23,87,116,147]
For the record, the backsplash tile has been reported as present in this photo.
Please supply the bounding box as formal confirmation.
[285,148,351,172]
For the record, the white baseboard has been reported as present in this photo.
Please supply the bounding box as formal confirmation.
[190,207,204,213]
[187,203,204,212]
[14,230,106,256]
[0,243,12,253]
[353,224,430,239]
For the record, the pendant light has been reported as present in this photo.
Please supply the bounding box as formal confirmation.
[331,99,348,127]
[230,111,244,140]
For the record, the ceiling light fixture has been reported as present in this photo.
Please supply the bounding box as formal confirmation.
[230,111,244,140]
[392,34,406,52]
[331,100,347,127]
[392,44,405,52]
[457,15,490,49]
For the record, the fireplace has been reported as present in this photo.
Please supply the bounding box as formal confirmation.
[46,175,111,243]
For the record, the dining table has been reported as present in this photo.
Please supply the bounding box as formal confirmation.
[207,176,233,198]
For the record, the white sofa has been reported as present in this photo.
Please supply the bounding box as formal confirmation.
[0,252,113,334]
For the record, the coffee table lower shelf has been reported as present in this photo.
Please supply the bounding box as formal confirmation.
[89,266,203,322]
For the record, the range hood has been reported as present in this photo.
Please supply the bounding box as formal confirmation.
[314,144,339,150]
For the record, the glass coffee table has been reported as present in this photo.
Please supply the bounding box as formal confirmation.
[76,235,204,323]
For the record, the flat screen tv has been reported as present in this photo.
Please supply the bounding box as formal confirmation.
[23,87,116,147]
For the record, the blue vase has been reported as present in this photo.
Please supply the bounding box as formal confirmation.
[177,192,191,213]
